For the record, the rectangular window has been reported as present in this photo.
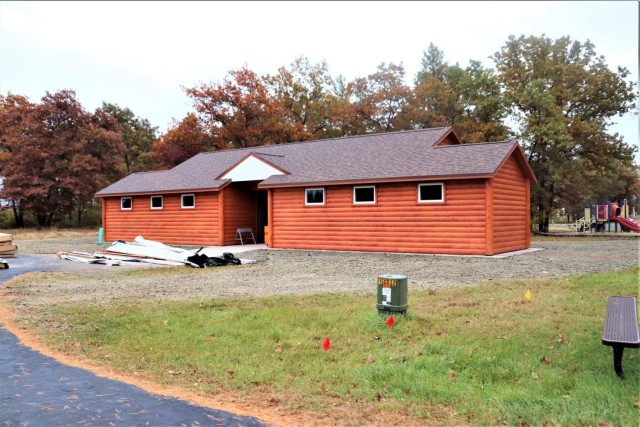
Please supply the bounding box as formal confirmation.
[353,185,376,204]
[121,197,132,210]
[418,183,444,203]
[181,194,195,208]
[150,195,163,210]
[305,188,325,206]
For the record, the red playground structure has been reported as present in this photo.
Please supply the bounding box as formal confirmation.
[610,202,640,232]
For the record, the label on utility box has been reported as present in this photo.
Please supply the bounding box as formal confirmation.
[378,277,397,288]
[381,287,391,305]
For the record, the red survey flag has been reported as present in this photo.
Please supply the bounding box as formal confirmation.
[386,316,395,328]
[322,337,331,351]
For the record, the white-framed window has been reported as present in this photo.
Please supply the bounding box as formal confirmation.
[418,183,444,203]
[353,185,376,204]
[181,194,195,209]
[121,197,132,210]
[150,195,163,210]
[305,188,325,206]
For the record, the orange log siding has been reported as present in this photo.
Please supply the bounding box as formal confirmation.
[100,152,531,254]
[221,182,258,245]
[102,192,219,245]
[270,180,488,255]
[491,153,530,253]
[485,179,494,255]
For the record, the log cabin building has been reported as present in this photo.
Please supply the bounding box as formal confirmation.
[95,127,537,255]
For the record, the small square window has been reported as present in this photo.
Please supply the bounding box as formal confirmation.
[305,188,325,205]
[181,194,195,208]
[150,195,163,209]
[354,186,376,204]
[418,183,444,203]
[121,197,132,210]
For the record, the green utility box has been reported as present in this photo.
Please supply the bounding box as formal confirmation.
[376,274,408,315]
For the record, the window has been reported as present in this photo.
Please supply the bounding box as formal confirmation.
[150,195,163,209]
[181,194,195,208]
[418,183,444,203]
[353,185,376,204]
[121,197,132,210]
[305,188,325,205]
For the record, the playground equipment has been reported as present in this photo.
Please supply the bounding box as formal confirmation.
[575,199,640,233]
[610,201,640,232]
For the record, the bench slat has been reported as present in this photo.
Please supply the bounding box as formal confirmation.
[602,296,640,347]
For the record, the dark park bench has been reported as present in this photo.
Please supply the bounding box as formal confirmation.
[601,296,640,378]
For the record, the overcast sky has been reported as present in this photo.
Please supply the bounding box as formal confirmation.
[1,1,638,157]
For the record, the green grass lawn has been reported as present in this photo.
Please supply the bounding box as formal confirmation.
[16,268,639,425]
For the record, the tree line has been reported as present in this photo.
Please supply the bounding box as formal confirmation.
[0,35,637,231]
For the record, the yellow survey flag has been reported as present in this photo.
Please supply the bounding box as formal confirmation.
[525,289,532,302]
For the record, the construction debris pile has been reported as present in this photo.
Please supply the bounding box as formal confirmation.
[57,236,253,268]
[0,233,17,258]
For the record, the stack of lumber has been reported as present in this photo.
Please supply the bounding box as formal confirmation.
[0,233,17,258]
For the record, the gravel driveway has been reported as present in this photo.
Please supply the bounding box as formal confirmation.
[6,238,639,307]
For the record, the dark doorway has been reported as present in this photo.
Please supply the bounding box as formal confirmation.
[256,191,268,243]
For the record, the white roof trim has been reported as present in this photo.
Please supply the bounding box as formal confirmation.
[220,154,285,182]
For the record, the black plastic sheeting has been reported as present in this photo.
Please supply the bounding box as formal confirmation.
[187,250,241,268]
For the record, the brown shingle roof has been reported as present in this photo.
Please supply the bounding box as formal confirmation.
[96,127,534,196]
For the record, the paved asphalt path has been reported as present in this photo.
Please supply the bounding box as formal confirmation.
[0,255,268,426]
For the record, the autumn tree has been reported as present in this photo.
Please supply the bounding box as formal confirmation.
[0,93,33,226]
[577,160,639,213]
[102,102,158,173]
[322,74,364,137]
[0,90,125,226]
[185,67,301,150]
[265,56,343,140]
[493,35,637,231]
[72,107,125,224]
[346,62,412,133]
[152,113,214,168]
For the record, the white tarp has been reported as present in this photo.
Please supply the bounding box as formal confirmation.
[131,235,192,253]
[104,241,199,266]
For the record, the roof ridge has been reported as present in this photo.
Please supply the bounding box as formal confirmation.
[315,127,452,144]
[433,140,515,148]
[197,127,453,156]
[129,169,170,175]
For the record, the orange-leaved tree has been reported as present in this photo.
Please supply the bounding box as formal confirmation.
[152,113,214,169]
[0,90,124,226]
[184,67,303,150]
[265,56,344,140]
[346,62,412,134]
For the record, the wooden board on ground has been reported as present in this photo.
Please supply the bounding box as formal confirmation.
[0,233,16,257]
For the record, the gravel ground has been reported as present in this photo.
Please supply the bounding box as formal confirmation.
[5,237,639,308]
